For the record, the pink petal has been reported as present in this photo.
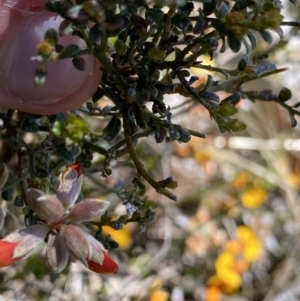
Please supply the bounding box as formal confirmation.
[27,189,65,221]
[57,168,83,209]
[68,198,110,223]
[60,225,91,264]
[0,0,101,114]
[46,234,69,273]
[87,252,118,274]
[3,224,48,261]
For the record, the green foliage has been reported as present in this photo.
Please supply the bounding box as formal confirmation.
[1,0,300,268]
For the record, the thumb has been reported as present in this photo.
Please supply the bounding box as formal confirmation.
[0,0,101,115]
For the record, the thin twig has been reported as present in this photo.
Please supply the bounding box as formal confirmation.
[123,109,177,201]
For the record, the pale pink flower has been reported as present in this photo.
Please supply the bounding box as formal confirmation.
[0,164,118,274]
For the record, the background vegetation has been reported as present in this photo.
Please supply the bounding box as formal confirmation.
[2,0,300,300]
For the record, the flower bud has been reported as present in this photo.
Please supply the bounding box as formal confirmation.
[86,232,118,274]
[87,251,118,274]
[57,164,83,209]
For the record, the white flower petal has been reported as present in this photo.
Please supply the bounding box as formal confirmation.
[86,233,105,265]
[35,194,65,221]
[4,224,49,259]
[46,234,69,273]
[68,199,110,223]
[60,225,91,265]
[57,173,83,210]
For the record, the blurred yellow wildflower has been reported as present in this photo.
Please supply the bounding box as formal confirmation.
[240,187,267,208]
[233,171,251,190]
[215,251,245,291]
[236,226,262,263]
[205,286,222,301]
[207,274,237,295]
[149,290,169,301]
[102,225,132,249]
[287,172,300,188]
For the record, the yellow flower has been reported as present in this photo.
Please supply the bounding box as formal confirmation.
[233,172,250,190]
[215,251,243,291]
[205,286,222,301]
[236,226,262,263]
[102,225,132,249]
[149,290,169,301]
[240,187,267,208]
[207,273,237,295]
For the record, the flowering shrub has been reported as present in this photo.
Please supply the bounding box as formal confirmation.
[1,0,300,299]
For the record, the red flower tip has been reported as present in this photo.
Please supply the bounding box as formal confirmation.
[61,163,82,179]
[0,240,21,267]
[87,252,118,274]
[70,164,82,177]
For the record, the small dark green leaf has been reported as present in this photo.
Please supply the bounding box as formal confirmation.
[105,117,121,142]
[169,124,180,140]
[2,188,13,201]
[139,222,146,233]
[178,70,190,77]
[227,32,241,53]
[117,189,131,200]
[171,13,193,31]
[177,128,191,143]
[193,18,208,34]
[148,47,165,62]
[155,127,167,143]
[215,102,238,117]
[279,88,292,102]
[158,176,178,189]
[290,114,297,128]
[220,37,227,53]
[222,92,241,105]
[44,28,58,46]
[258,30,273,44]
[247,32,257,49]
[203,74,213,91]
[200,91,220,104]
[56,148,74,161]
[35,167,49,178]
[59,44,81,59]
[238,54,250,71]
[89,24,104,43]
[14,195,24,207]
[146,8,165,24]
[115,39,127,55]
[203,0,217,16]
[217,2,229,18]
[242,38,251,54]
[45,1,66,14]
[72,57,85,71]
